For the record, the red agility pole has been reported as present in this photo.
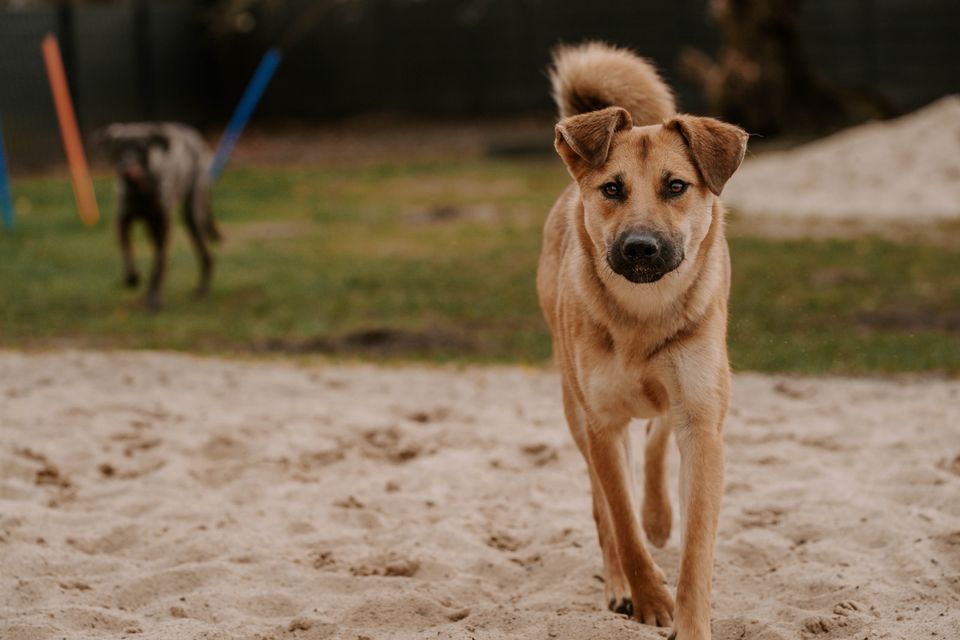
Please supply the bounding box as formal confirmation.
[42,33,99,226]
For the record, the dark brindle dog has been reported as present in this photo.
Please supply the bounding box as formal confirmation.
[100,122,220,310]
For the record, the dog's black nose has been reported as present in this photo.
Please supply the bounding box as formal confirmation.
[607,230,682,283]
[620,233,660,261]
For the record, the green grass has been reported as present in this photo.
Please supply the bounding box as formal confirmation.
[1,159,958,374]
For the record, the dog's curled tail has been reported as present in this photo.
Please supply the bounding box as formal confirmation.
[549,41,676,125]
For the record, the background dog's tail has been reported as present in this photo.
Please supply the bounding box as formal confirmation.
[549,41,676,125]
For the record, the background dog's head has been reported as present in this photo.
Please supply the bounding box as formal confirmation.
[95,124,171,192]
[555,107,747,283]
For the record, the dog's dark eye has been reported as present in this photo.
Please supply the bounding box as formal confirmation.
[601,182,622,198]
[667,179,688,196]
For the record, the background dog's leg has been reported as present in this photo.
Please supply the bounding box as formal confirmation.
[588,423,675,627]
[144,214,169,310]
[183,191,213,297]
[643,417,673,547]
[561,384,631,614]
[117,212,139,287]
[673,422,724,640]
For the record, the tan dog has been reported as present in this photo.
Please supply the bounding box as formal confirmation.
[537,42,747,640]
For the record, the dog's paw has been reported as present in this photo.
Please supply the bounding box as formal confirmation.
[124,272,140,288]
[667,632,677,640]
[145,294,163,312]
[602,555,632,616]
[608,596,633,617]
[632,579,674,628]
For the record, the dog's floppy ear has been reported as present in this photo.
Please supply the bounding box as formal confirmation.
[667,115,747,195]
[147,132,170,152]
[91,125,120,151]
[89,125,123,161]
[555,106,632,175]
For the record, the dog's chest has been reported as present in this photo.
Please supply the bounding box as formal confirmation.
[580,350,670,421]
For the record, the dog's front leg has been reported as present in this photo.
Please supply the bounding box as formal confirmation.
[670,393,727,639]
[586,420,675,627]
[144,213,169,311]
[117,212,139,287]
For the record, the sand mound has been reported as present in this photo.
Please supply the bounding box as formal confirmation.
[1,351,958,639]
[724,95,960,223]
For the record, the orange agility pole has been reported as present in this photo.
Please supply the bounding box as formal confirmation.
[42,33,99,226]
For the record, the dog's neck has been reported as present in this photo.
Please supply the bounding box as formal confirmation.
[572,197,728,347]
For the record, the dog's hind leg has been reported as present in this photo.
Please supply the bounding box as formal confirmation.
[561,383,632,615]
[643,416,673,547]
[183,189,213,297]
[196,175,222,242]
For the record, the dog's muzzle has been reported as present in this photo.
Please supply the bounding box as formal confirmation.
[121,163,147,185]
[607,230,683,283]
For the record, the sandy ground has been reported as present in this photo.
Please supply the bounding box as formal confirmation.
[1,350,959,640]
[724,96,960,225]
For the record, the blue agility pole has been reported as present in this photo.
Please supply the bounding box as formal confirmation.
[209,47,283,181]
[0,116,14,231]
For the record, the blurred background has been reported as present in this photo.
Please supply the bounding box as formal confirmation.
[2,0,958,162]
[1,0,958,373]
